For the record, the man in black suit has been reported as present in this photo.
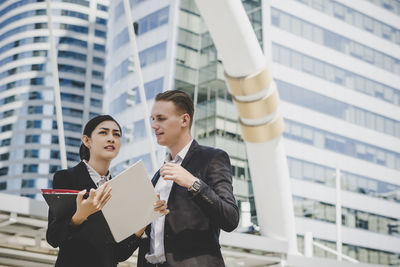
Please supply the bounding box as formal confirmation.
[138,90,240,266]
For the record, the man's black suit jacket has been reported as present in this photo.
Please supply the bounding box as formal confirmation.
[138,140,240,267]
[46,161,140,267]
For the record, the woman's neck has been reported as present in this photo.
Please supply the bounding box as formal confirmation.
[87,158,110,176]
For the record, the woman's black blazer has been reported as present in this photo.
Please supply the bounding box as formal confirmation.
[46,161,141,267]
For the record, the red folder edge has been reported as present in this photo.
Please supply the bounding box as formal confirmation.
[41,189,80,194]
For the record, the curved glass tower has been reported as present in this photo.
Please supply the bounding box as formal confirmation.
[0,0,108,199]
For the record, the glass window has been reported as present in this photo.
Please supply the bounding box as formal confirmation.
[139,42,167,67]
[296,0,400,45]
[0,182,6,190]
[302,56,313,73]
[290,159,302,178]
[21,179,35,188]
[133,119,146,140]
[26,120,41,129]
[303,162,314,180]
[97,3,108,11]
[0,167,9,176]
[51,150,60,159]
[0,152,9,161]
[138,6,169,35]
[23,164,38,173]
[0,124,12,133]
[27,106,43,114]
[312,27,323,43]
[94,43,105,52]
[280,12,290,31]
[61,93,84,104]
[49,165,61,174]
[24,149,39,158]
[0,138,11,147]
[110,93,127,114]
[302,22,313,40]
[90,98,102,108]
[291,52,302,70]
[25,135,40,143]
[272,43,400,107]
[314,165,325,183]
[291,17,302,36]
[59,79,85,90]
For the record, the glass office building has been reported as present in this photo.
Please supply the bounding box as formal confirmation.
[0,0,108,198]
[107,0,400,265]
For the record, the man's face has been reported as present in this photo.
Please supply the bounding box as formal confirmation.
[151,100,187,148]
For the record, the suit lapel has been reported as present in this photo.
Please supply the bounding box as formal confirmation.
[72,161,97,189]
[167,140,199,203]
[151,140,198,188]
[180,140,198,169]
[145,170,160,237]
[151,170,160,186]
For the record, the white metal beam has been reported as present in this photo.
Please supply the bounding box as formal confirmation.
[45,0,67,169]
[122,0,157,173]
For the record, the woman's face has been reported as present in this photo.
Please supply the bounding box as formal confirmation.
[82,120,121,161]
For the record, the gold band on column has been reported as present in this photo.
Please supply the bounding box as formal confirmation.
[225,67,272,96]
[239,115,284,143]
[233,82,279,119]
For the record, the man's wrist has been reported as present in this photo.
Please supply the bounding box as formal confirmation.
[188,178,201,193]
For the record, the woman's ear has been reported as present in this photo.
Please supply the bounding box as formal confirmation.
[81,135,90,148]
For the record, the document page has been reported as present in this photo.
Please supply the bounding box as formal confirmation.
[101,160,161,242]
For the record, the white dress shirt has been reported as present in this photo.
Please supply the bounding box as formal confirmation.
[145,139,193,264]
[83,160,110,187]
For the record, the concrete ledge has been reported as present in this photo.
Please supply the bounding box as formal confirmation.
[220,231,288,254]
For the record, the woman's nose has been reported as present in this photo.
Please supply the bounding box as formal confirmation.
[107,133,115,142]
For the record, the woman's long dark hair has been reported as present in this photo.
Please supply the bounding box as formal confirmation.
[79,115,122,161]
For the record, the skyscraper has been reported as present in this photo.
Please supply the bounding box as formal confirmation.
[268,0,400,263]
[106,0,399,265]
[0,0,108,199]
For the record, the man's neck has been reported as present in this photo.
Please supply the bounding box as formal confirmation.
[169,134,192,159]
[87,158,111,176]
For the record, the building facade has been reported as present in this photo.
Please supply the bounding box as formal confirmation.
[0,0,108,198]
[267,0,400,264]
[106,0,400,265]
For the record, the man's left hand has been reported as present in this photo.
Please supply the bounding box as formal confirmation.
[160,163,196,189]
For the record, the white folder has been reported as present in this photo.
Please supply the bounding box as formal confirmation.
[101,160,161,242]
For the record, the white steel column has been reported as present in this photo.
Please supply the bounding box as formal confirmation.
[45,0,67,169]
[336,166,343,261]
[194,0,297,254]
[122,0,157,173]
[304,232,313,257]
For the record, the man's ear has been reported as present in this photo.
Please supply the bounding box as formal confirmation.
[81,135,90,148]
[181,114,190,127]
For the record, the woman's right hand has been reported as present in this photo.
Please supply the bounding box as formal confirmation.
[71,182,112,226]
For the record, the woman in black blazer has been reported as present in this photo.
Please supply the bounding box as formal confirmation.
[46,115,169,267]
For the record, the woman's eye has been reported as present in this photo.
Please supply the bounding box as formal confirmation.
[114,133,121,137]
[99,131,106,134]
